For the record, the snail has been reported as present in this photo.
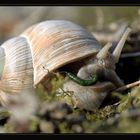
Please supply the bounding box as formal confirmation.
[0,20,131,111]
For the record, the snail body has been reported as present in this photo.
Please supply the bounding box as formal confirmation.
[0,20,131,111]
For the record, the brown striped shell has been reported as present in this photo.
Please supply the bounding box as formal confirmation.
[21,20,102,86]
[0,20,102,94]
[0,37,33,94]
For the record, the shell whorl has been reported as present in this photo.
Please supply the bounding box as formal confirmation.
[21,20,102,86]
[0,37,33,93]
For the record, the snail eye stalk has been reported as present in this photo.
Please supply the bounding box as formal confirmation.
[113,27,131,63]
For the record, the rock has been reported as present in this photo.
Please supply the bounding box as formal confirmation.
[39,120,55,133]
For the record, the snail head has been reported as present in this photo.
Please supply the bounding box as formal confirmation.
[77,27,131,88]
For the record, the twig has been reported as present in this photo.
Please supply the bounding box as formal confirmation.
[115,80,140,92]
[120,52,140,58]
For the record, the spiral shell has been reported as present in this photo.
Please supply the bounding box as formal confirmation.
[21,20,102,86]
[0,20,102,94]
[0,37,33,93]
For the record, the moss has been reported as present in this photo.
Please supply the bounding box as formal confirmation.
[0,110,10,118]
[59,122,73,133]
[0,65,140,134]
[36,73,66,102]
[28,117,39,132]
[34,73,140,133]
[36,84,49,101]
[4,123,15,133]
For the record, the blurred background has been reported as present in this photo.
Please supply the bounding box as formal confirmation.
[0,6,139,42]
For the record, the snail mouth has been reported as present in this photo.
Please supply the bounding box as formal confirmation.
[89,81,116,93]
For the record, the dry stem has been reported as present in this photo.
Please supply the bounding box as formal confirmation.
[115,80,140,92]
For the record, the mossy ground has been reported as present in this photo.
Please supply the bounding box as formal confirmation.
[0,73,140,133]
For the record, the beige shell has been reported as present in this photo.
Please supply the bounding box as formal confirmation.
[21,20,102,86]
[0,37,33,93]
[0,20,102,94]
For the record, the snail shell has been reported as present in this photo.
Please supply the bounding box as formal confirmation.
[21,20,102,86]
[0,20,131,111]
[0,20,101,93]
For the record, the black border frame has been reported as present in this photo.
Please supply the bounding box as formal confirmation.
[0,0,139,5]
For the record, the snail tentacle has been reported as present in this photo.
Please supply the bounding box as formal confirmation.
[97,42,112,59]
[113,27,131,63]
